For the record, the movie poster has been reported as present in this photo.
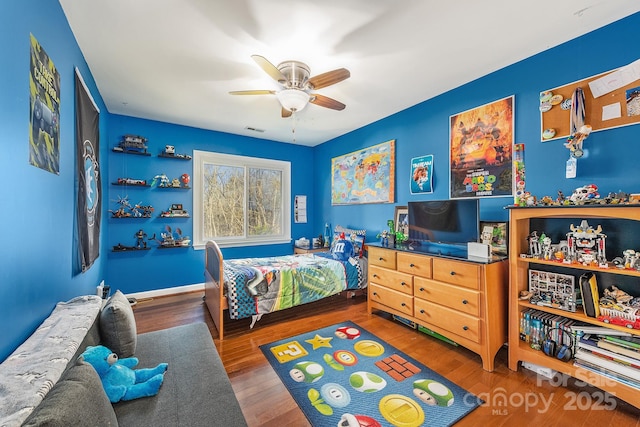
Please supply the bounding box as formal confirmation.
[410,154,433,194]
[449,96,514,199]
[29,34,61,174]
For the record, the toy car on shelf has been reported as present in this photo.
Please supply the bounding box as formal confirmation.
[159,203,189,218]
[115,177,147,186]
[151,225,190,248]
[113,134,148,153]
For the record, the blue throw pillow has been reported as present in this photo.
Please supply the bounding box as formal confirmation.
[331,238,355,261]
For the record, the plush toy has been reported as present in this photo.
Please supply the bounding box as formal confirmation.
[81,345,168,403]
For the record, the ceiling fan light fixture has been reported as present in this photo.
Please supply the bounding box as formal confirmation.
[276,89,310,112]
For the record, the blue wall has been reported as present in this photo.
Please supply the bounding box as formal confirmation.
[315,13,640,240]
[106,115,315,294]
[0,1,108,361]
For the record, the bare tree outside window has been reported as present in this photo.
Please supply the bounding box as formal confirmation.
[193,151,291,248]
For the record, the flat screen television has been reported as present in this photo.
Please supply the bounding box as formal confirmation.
[407,199,479,255]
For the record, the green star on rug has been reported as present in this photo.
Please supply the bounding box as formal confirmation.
[305,334,333,349]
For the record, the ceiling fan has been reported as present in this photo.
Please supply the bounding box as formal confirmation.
[230,55,350,118]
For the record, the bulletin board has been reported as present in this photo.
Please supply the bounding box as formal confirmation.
[540,60,640,142]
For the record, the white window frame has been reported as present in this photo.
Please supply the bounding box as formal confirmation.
[193,150,291,249]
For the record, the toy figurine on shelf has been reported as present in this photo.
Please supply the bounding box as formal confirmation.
[151,225,190,248]
[135,229,148,249]
[566,219,607,267]
[109,195,132,218]
[527,231,543,258]
[151,173,170,188]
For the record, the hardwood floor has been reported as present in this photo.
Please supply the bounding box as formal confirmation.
[133,291,640,426]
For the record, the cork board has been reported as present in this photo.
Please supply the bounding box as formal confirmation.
[540,63,640,142]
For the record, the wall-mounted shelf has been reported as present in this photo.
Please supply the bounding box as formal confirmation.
[158,153,192,160]
[112,148,151,156]
[112,245,151,252]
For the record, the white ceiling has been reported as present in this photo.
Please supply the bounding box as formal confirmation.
[59,0,640,147]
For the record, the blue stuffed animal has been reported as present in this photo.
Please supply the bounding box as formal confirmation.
[81,345,168,403]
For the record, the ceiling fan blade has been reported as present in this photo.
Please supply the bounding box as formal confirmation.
[229,90,276,95]
[307,68,350,90]
[281,108,292,118]
[251,55,287,84]
[310,94,346,111]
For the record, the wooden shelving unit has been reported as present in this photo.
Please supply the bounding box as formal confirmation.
[508,205,640,408]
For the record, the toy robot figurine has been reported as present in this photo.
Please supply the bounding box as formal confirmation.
[566,219,607,267]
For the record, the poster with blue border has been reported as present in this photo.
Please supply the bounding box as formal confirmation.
[410,155,433,194]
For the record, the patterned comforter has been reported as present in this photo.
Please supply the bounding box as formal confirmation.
[224,253,366,320]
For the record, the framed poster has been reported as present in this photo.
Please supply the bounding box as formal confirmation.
[449,96,514,199]
[410,154,433,194]
[480,221,508,256]
[394,206,408,236]
[331,140,395,205]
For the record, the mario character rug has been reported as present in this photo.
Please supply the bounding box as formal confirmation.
[260,321,481,427]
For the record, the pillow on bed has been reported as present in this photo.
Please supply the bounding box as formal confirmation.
[99,290,137,358]
[332,225,366,258]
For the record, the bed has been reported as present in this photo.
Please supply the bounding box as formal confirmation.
[204,238,367,340]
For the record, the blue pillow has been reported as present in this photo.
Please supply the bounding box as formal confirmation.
[332,226,366,258]
[331,238,355,261]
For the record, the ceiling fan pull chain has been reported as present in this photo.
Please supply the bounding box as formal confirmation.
[291,111,297,144]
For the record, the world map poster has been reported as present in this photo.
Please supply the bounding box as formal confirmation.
[331,140,395,205]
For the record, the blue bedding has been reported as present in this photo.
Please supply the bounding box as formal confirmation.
[224,253,367,320]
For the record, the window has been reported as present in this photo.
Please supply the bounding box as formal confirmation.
[193,150,291,248]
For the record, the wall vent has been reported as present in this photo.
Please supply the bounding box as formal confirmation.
[245,126,265,133]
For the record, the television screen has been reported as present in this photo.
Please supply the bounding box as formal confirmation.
[407,200,479,247]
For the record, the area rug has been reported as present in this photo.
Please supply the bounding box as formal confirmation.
[260,321,481,427]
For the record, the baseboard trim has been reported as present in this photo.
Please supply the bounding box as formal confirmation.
[126,283,204,300]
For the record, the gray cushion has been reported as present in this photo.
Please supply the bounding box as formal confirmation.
[114,322,247,427]
[100,290,137,357]
[22,361,118,426]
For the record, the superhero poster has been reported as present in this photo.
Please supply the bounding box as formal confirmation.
[410,154,433,194]
[29,34,61,174]
[449,96,514,199]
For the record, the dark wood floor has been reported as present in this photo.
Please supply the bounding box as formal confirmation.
[133,291,640,426]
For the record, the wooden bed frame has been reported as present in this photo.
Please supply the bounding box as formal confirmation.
[203,240,228,340]
[203,240,366,341]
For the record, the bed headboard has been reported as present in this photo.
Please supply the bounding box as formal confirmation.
[204,240,225,340]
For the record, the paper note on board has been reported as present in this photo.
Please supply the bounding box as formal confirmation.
[589,58,640,98]
[602,103,622,121]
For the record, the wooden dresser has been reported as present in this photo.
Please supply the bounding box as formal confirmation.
[367,245,508,371]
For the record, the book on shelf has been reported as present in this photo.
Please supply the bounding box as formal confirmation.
[597,340,640,361]
[578,335,640,367]
[570,323,632,337]
[603,335,640,350]
[574,358,640,390]
[579,272,600,318]
[574,348,640,381]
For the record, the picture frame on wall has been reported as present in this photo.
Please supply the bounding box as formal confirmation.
[394,206,408,236]
[480,221,508,256]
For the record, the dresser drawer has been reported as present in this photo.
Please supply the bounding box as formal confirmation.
[368,247,396,269]
[414,299,480,343]
[369,265,413,295]
[432,258,480,289]
[397,252,432,278]
[369,283,413,316]
[414,277,480,317]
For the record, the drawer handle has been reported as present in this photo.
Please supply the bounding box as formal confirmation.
[401,303,407,307]
[462,299,468,305]
[450,271,456,276]
[463,326,469,331]
[373,292,378,297]
[379,257,385,261]
[419,287,424,292]
[409,263,415,268]
[419,309,425,314]
[401,281,407,286]
[373,274,379,278]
